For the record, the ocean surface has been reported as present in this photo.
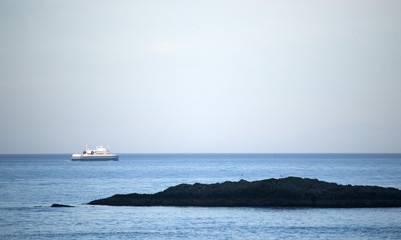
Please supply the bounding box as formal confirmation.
[1,153,401,239]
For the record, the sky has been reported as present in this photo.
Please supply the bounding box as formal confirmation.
[0,0,400,154]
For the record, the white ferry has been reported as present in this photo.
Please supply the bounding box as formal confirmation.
[71,145,119,161]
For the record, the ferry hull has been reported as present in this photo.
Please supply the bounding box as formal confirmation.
[71,155,119,161]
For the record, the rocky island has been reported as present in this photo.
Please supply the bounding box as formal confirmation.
[88,177,401,208]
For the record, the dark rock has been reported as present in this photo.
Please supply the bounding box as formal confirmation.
[51,203,74,207]
[88,177,401,208]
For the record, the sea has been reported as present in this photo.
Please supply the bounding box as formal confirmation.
[1,153,401,239]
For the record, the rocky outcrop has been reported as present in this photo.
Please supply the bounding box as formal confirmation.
[51,203,74,207]
[88,177,401,208]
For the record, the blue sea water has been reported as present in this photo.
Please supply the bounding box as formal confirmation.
[0,153,401,239]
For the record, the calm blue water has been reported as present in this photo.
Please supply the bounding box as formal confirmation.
[1,153,401,239]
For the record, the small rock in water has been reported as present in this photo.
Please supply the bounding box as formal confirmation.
[51,203,74,207]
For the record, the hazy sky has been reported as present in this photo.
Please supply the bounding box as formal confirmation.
[1,0,400,153]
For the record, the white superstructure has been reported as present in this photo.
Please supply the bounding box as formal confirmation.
[71,145,118,161]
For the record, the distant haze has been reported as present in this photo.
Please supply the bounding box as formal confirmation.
[1,0,400,153]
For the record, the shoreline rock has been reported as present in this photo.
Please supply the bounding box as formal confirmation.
[88,177,401,208]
